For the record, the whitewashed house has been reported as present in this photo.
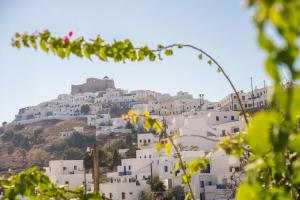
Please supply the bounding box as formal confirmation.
[98,111,244,200]
[44,160,93,191]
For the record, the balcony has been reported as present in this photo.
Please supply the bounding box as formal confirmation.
[216,184,226,189]
[118,171,132,176]
[200,164,210,173]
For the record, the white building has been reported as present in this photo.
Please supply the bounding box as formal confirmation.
[87,114,111,127]
[99,111,244,200]
[44,160,93,191]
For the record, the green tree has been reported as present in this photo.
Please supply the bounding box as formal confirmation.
[111,149,121,169]
[80,104,90,115]
[165,186,185,200]
[62,146,84,160]
[150,176,166,192]
[138,190,153,200]
[1,131,14,141]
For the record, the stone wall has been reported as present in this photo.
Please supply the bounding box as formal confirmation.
[71,77,115,95]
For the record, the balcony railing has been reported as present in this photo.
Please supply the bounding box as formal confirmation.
[216,184,226,189]
[118,171,132,176]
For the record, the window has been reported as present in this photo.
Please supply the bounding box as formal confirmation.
[122,192,125,199]
[128,165,131,170]
[109,193,113,199]
[144,155,147,158]
[149,155,151,158]
[231,116,234,120]
[164,166,168,172]
[208,181,212,185]
[224,116,227,118]
[233,128,240,133]
[242,96,245,100]
[222,130,226,137]
[65,181,69,184]
[139,139,142,143]
[216,116,219,121]
[200,181,205,188]
[74,165,77,170]
[63,167,67,171]
[157,160,159,165]
[148,139,151,143]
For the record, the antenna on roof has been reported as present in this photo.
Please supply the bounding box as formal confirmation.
[250,77,255,108]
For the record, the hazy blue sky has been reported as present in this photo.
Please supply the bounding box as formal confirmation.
[0,0,269,123]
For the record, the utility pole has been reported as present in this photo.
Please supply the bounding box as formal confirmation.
[93,144,100,192]
[250,77,255,108]
[263,80,266,88]
[199,94,204,110]
[150,161,153,183]
[84,167,87,194]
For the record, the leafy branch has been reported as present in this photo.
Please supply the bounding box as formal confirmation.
[11,31,249,125]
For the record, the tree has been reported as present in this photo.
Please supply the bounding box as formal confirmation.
[80,104,90,115]
[125,121,133,129]
[13,123,24,131]
[150,176,166,192]
[110,149,121,170]
[165,186,185,200]
[138,190,153,200]
[1,131,14,141]
[62,146,84,160]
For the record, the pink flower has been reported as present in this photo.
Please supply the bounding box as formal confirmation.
[62,35,69,44]
[43,29,49,33]
[68,31,73,37]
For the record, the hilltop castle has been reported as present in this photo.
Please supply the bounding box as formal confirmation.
[71,76,115,95]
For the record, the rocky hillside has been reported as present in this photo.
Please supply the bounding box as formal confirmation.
[0,118,95,174]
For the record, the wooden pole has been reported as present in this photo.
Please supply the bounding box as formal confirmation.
[93,144,100,192]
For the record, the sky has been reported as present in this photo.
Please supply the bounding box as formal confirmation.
[0,0,269,123]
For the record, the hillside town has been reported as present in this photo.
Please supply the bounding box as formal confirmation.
[14,77,268,124]
[0,77,270,199]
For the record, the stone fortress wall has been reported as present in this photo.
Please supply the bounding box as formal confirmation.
[71,77,115,95]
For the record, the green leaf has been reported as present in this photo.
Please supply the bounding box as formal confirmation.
[236,183,258,200]
[144,120,151,132]
[154,143,161,152]
[164,142,171,156]
[39,40,49,53]
[15,32,21,38]
[15,41,21,49]
[198,53,202,60]
[157,44,164,49]
[164,49,173,56]
[99,47,107,61]
[207,60,212,65]
[178,44,183,48]
[149,53,156,61]
[153,122,162,133]
[83,44,91,60]
[57,47,65,59]
[246,112,277,155]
